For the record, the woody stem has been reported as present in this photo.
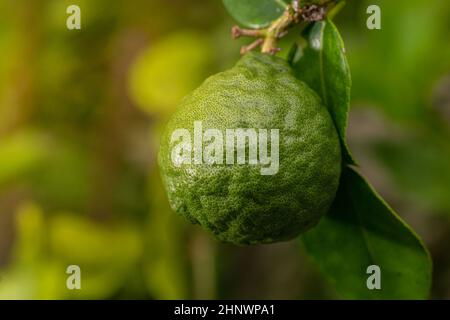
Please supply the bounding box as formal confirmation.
[261,5,299,54]
[231,0,342,55]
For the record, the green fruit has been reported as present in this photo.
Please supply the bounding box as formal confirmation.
[159,52,341,245]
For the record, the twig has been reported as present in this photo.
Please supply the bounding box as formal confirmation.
[231,0,342,55]
[231,26,266,39]
[240,38,264,54]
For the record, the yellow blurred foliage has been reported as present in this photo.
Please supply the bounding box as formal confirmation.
[128,31,213,116]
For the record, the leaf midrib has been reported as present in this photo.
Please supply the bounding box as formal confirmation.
[346,181,377,266]
[274,0,288,9]
[318,22,329,107]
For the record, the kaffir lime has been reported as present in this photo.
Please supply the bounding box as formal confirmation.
[159,52,341,245]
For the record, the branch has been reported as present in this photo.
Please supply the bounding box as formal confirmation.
[231,0,342,55]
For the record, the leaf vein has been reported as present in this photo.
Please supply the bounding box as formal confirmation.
[274,0,288,9]
[346,180,376,266]
[318,23,328,107]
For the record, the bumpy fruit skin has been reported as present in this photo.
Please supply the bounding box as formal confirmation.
[159,52,341,245]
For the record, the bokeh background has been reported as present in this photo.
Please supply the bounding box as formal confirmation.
[0,0,449,299]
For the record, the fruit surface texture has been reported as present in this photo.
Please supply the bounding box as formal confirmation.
[159,52,341,245]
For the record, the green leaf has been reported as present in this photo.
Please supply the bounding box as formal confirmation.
[302,167,432,299]
[222,0,289,29]
[291,19,355,165]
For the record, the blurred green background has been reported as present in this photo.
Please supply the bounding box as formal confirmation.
[0,0,449,299]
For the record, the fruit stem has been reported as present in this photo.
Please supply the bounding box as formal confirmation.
[231,0,341,55]
[261,5,300,54]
